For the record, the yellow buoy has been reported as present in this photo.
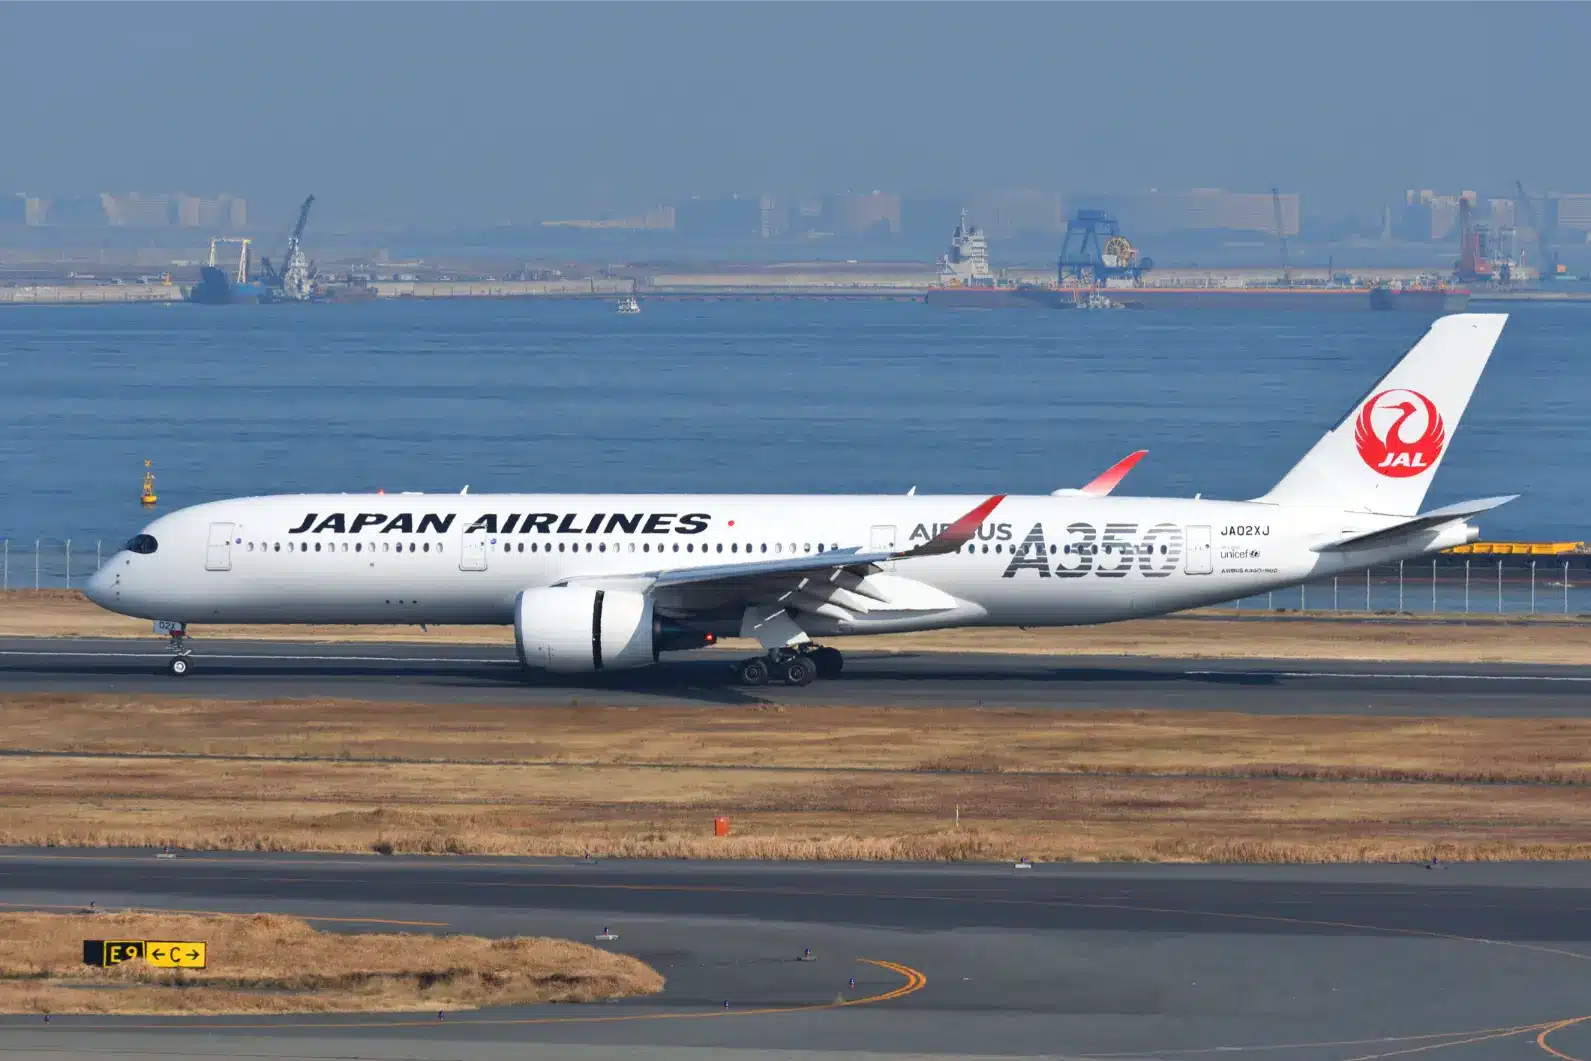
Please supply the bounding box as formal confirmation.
[141,460,158,506]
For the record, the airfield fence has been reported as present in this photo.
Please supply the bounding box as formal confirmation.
[3,538,1590,618]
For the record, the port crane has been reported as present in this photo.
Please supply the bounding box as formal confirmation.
[1057,210,1151,286]
[1271,188,1292,287]
[259,195,317,301]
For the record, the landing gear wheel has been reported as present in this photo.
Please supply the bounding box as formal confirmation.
[736,658,770,686]
[781,656,815,687]
[168,656,191,677]
[810,647,843,679]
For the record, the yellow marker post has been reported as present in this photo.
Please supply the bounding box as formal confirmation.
[141,460,158,506]
[146,941,207,969]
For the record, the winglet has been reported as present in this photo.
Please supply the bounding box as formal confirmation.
[1079,450,1147,496]
[899,494,1006,557]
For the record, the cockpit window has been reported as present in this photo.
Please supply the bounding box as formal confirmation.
[125,534,158,555]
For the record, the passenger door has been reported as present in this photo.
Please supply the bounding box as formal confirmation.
[1184,525,1213,575]
[459,526,489,571]
[205,522,234,572]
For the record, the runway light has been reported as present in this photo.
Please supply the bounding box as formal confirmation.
[723,1000,730,1009]
[848,977,856,988]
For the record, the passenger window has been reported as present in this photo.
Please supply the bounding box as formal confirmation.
[672,543,679,553]
[686,543,693,552]
[803,543,810,553]
[628,543,635,553]
[247,542,255,552]
[559,543,566,553]
[599,543,607,553]
[760,544,767,553]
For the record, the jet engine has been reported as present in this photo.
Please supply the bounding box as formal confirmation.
[512,587,712,673]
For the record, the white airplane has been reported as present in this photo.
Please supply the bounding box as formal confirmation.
[87,313,1511,685]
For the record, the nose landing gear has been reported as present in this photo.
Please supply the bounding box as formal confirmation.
[164,626,193,677]
[733,645,842,687]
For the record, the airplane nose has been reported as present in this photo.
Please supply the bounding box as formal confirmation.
[84,564,115,607]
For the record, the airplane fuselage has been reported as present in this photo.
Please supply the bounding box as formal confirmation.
[89,491,1474,636]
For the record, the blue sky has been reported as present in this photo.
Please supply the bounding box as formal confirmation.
[2,3,1585,225]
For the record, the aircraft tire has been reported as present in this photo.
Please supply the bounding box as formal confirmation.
[811,647,843,679]
[168,656,191,677]
[737,658,770,686]
[781,656,815,687]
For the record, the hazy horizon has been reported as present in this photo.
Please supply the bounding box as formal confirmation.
[2,2,1586,226]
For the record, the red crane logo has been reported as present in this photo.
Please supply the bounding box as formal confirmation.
[1354,389,1445,478]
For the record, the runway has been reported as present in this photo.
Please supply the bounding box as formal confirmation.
[3,636,1591,716]
[2,851,1590,1059]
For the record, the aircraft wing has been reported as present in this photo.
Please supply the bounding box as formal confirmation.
[555,494,1006,593]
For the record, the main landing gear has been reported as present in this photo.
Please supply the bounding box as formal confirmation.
[734,645,843,687]
[165,627,193,677]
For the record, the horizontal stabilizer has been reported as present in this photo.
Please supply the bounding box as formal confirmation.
[1311,495,1517,553]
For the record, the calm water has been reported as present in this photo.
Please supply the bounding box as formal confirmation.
[1,300,1587,548]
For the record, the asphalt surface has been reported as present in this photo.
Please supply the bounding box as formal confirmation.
[1,851,1590,1059]
[3,636,1591,716]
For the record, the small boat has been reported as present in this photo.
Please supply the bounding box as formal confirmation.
[616,296,641,315]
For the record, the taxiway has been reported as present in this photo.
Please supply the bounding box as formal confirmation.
[1,851,1590,1059]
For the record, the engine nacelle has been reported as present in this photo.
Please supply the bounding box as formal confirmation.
[514,587,657,673]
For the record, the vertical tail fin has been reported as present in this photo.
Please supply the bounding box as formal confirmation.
[1257,313,1507,515]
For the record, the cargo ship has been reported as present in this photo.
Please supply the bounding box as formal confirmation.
[184,265,266,305]
[185,237,268,305]
[924,212,1070,309]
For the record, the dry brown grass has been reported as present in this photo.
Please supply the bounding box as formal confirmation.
[0,911,663,1015]
[5,693,1591,864]
[5,693,1590,786]
[7,589,1591,664]
[3,737,1591,863]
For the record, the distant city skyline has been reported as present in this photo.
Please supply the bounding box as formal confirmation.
[7,184,1587,253]
[1,3,1586,229]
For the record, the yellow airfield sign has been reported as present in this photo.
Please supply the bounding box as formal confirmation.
[83,939,206,969]
[82,940,143,966]
[146,941,207,968]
